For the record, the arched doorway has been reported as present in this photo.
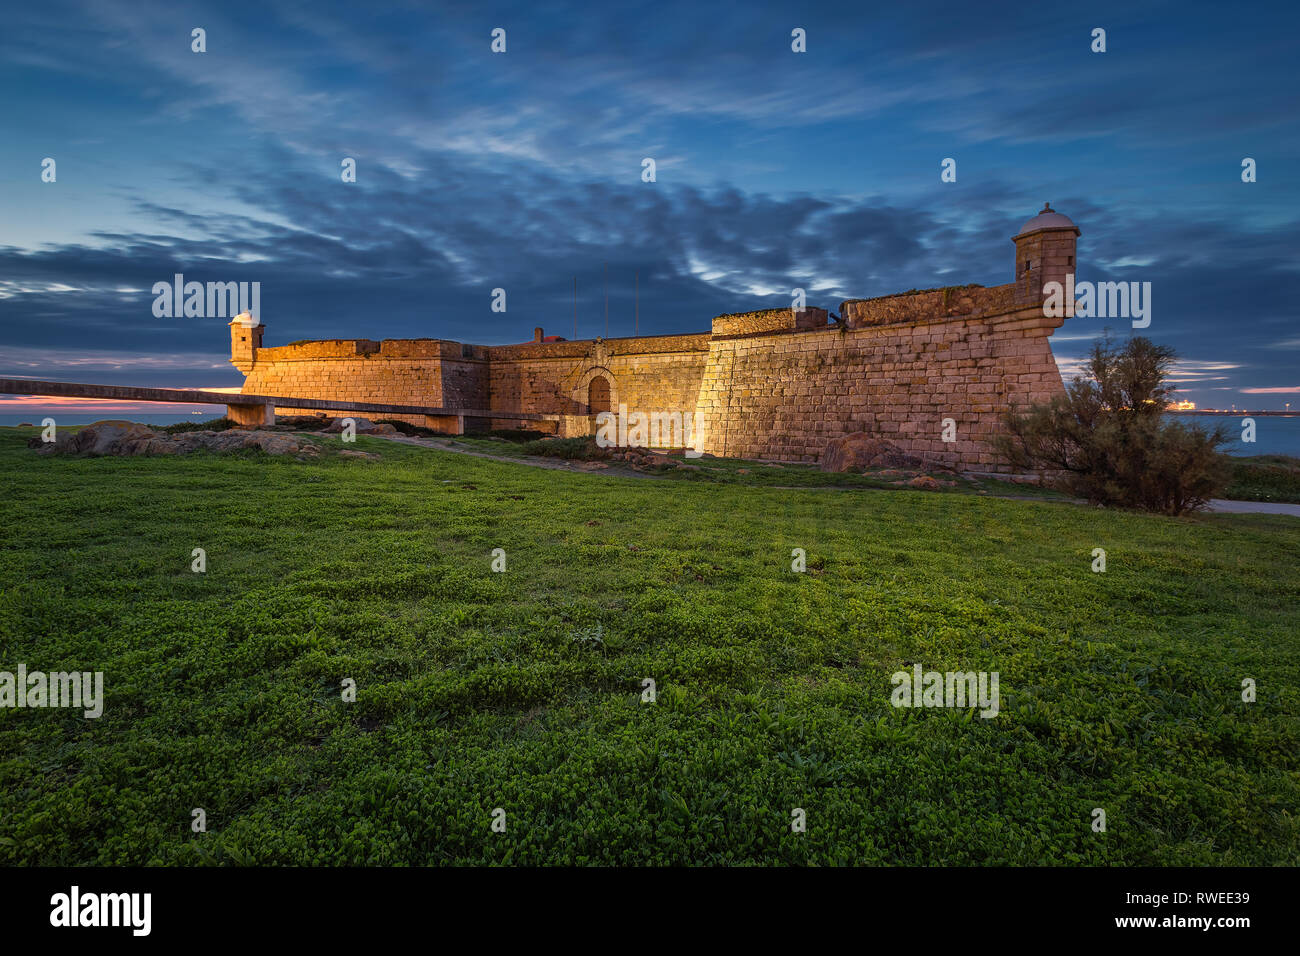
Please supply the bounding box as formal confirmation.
[572,366,619,416]
[587,376,612,414]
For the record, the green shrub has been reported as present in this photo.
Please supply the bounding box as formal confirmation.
[483,428,547,442]
[276,415,333,432]
[996,336,1230,514]
[1225,455,1300,503]
[160,417,235,434]
[520,436,608,460]
[376,419,439,437]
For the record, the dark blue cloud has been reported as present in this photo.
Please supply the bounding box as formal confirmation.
[0,0,1297,405]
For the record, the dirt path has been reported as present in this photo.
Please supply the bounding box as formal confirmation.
[382,434,650,477]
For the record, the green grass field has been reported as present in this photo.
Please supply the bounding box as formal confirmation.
[1,427,1297,865]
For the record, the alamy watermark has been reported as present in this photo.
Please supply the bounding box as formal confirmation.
[890,665,999,718]
[151,273,260,320]
[595,404,702,457]
[1043,273,1151,329]
[50,886,150,936]
[1,665,103,718]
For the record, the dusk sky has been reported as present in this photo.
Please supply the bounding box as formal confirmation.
[1,0,1297,417]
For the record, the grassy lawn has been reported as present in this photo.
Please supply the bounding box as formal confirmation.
[0,426,1297,865]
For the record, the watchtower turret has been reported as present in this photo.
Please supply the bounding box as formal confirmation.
[1013,203,1079,307]
[229,313,263,375]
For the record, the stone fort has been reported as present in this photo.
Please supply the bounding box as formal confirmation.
[229,205,1081,472]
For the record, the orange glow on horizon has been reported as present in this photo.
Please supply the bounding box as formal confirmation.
[0,386,244,417]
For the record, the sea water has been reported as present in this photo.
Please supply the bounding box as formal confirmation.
[0,412,227,428]
[1171,414,1300,459]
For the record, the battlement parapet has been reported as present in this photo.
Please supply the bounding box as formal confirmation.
[486,332,711,361]
[712,308,829,338]
[839,284,1025,329]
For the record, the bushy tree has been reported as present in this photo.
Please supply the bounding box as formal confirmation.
[996,336,1230,514]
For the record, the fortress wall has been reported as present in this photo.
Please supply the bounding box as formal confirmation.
[692,306,1066,471]
[254,340,380,361]
[441,358,490,410]
[486,357,584,424]
[840,284,1019,328]
[237,332,713,431]
[231,208,1080,463]
[239,340,449,425]
[606,350,709,414]
[713,308,830,337]
[232,311,1064,465]
[484,332,711,362]
[233,307,1064,466]
[484,338,710,430]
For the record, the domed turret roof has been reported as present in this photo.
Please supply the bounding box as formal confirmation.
[1016,203,1079,236]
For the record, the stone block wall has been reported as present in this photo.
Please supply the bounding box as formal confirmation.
[840,284,1019,328]
[483,333,711,430]
[232,308,1067,468]
[239,338,457,425]
[712,308,830,337]
[691,306,1066,470]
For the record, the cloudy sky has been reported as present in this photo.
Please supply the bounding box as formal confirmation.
[1,0,1297,416]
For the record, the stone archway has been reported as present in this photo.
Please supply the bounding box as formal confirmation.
[572,366,618,415]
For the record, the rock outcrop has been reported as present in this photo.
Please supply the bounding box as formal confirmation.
[30,421,320,458]
[820,432,927,472]
[323,417,399,436]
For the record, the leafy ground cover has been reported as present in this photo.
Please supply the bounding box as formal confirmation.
[0,426,1296,865]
